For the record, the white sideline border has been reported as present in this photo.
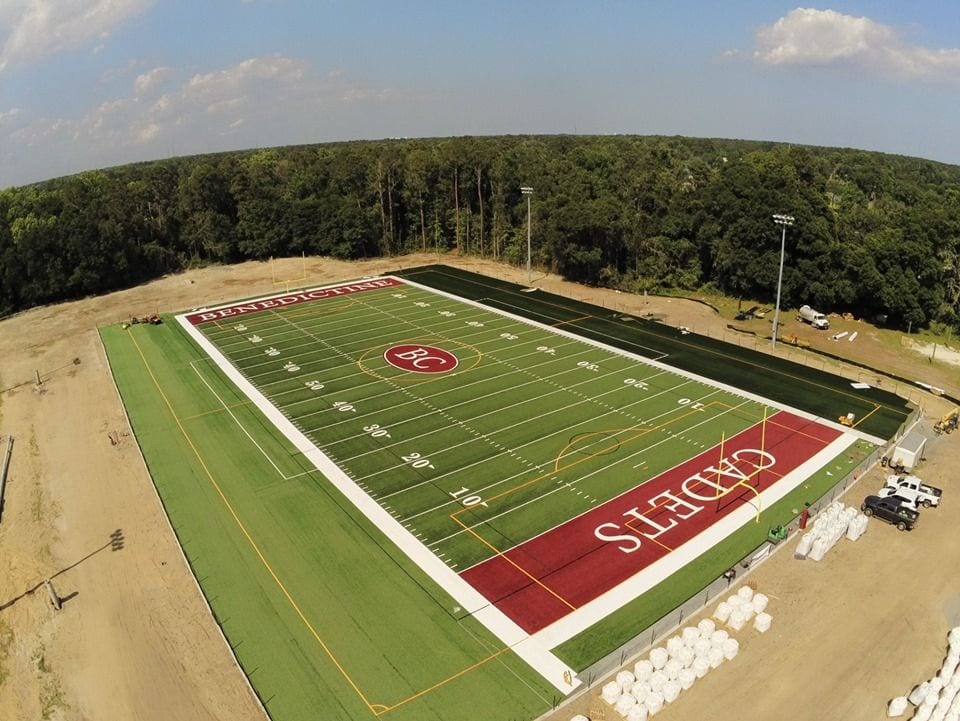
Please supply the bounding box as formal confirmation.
[175,275,883,693]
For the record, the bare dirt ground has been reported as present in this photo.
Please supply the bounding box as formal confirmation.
[0,254,956,721]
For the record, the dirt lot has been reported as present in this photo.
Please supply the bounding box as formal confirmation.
[0,255,957,721]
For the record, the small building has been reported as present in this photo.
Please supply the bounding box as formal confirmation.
[891,431,927,472]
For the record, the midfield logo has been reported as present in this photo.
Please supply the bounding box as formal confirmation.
[384,344,459,374]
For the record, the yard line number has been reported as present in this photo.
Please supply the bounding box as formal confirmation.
[402,452,434,470]
[363,424,391,439]
[449,485,488,508]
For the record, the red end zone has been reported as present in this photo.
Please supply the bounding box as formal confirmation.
[460,411,841,633]
[183,277,403,324]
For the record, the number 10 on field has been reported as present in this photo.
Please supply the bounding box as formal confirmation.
[449,486,487,508]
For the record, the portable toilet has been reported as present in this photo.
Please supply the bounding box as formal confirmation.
[891,431,927,472]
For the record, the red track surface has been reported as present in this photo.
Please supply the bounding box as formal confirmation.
[460,411,841,633]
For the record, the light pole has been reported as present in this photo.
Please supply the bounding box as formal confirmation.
[771,213,794,351]
[521,186,533,283]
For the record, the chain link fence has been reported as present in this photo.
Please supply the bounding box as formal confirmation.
[571,404,921,695]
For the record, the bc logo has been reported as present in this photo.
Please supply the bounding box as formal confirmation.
[384,345,459,374]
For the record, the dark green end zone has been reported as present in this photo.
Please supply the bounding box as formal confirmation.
[394,265,911,439]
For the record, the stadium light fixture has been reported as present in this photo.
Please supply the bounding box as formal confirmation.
[771,213,795,351]
[521,186,534,282]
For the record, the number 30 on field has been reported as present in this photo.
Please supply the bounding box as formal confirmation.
[449,486,487,508]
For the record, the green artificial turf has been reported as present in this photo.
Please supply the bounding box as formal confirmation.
[99,265,909,719]
[101,321,558,721]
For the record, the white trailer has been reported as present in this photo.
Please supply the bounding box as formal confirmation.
[886,431,927,472]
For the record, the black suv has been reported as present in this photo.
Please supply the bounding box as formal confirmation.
[861,495,919,531]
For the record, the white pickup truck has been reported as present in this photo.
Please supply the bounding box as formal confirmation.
[879,474,942,509]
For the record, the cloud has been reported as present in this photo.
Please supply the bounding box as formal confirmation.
[134,66,171,96]
[0,108,22,124]
[185,55,306,98]
[0,0,153,71]
[8,54,398,170]
[753,8,960,82]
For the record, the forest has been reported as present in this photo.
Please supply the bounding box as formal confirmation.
[1,134,959,332]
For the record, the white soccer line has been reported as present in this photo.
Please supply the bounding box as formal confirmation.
[428,396,754,552]
[226,294,669,495]
[188,359,312,482]
[176,274,886,693]
[176,289,580,693]
[267,294,718,500]
[261,293,758,541]
[481,296,671,361]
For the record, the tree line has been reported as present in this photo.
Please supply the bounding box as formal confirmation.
[1,135,958,332]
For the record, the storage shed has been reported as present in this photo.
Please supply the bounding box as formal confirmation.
[891,431,927,471]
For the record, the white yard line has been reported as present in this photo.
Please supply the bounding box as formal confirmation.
[188,359,312,482]
[434,397,756,552]
[177,286,582,694]
[528,432,861,649]
[176,275,885,693]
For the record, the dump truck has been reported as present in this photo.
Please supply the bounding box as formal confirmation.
[797,305,829,329]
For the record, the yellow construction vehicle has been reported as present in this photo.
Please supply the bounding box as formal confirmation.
[781,333,811,349]
[935,408,959,435]
[839,412,855,427]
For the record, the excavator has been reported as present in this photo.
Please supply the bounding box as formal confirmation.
[934,408,959,435]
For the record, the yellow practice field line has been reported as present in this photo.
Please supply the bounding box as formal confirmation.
[552,403,725,473]
[127,331,379,717]
[446,403,732,613]
[551,314,593,327]
[762,414,840,445]
[643,534,673,553]
[181,399,253,421]
[624,501,675,553]
[449,513,577,612]
[373,647,512,716]
[851,403,882,427]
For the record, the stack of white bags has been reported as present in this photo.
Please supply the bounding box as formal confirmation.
[597,617,730,718]
[598,588,775,719]
[795,501,868,561]
[888,627,960,719]
[713,585,773,634]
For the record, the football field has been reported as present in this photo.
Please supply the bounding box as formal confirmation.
[100,269,894,720]
[174,275,872,685]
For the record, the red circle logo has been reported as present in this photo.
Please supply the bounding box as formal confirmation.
[384,344,459,374]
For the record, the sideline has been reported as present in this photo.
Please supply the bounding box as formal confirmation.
[174,275,881,691]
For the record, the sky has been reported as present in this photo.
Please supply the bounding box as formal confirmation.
[1,1,959,188]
